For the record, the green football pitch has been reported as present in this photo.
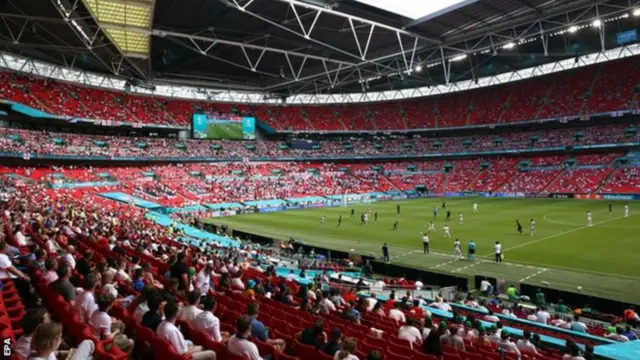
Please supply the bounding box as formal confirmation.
[206,123,244,139]
[203,198,640,303]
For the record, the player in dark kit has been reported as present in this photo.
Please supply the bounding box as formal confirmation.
[374,212,378,223]
[337,215,342,227]
[397,204,401,215]
[609,203,612,214]
[442,201,447,209]
[516,220,523,235]
[445,210,451,221]
[393,221,399,230]
[382,243,390,262]
[350,208,355,217]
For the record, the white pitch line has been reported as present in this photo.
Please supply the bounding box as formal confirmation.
[392,250,422,260]
[519,268,548,282]
[452,261,484,273]
[483,213,633,256]
[430,259,459,269]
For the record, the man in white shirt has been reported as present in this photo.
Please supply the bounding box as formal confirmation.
[489,323,504,343]
[389,302,406,324]
[496,332,521,358]
[516,330,538,356]
[196,261,215,296]
[228,315,264,360]
[606,327,630,342]
[421,233,430,254]
[480,278,493,296]
[193,296,224,342]
[0,240,29,281]
[494,241,502,263]
[61,245,76,269]
[536,307,551,325]
[414,278,424,291]
[398,317,422,347]
[14,224,29,246]
[320,292,337,314]
[157,301,216,360]
[74,273,99,323]
[178,290,203,323]
[89,293,117,340]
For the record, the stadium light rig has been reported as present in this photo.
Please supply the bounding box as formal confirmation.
[633,8,640,17]
[592,19,602,28]
[568,25,579,34]
[502,42,516,50]
[414,64,423,72]
[450,54,467,62]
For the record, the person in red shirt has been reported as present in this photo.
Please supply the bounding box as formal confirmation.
[343,288,357,304]
[411,300,424,317]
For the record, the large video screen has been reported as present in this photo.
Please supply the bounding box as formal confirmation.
[192,114,256,140]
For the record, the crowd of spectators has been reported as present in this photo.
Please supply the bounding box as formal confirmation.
[0,176,634,360]
[1,124,638,161]
[2,56,640,131]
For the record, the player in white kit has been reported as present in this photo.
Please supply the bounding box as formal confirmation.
[458,212,464,225]
[586,211,593,227]
[320,216,326,224]
[443,224,451,238]
[428,221,436,233]
[624,204,629,218]
[530,219,536,236]
[453,238,462,259]
[473,203,478,213]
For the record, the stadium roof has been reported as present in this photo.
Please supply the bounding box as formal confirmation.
[0,0,638,96]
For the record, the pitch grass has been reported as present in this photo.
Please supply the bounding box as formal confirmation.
[206,123,244,139]
[204,198,640,304]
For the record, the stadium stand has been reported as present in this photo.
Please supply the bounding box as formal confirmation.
[2,56,640,131]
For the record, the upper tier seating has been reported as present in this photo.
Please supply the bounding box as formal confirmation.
[1,56,639,130]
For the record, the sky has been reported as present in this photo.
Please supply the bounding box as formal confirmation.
[354,0,469,20]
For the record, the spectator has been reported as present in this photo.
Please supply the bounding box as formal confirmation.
[516,330,538,356]
[193,296,224,343]
[75,251,93,277]
[170,251,190,292]
[15,308,55,359]
[496,331,520,357]
[177,290,203,323]
[536,307,551,324]
[334,337,358,360]
[623,326,638,341]
[157,301,216,360]
[248,302,285,351]
[570,315,588,333]
[366,350,382,360]
[324,328,342,356]
[43,258,59,284]
[74,273,99,322]
[441,325,465,351]
[130,286,158,323]
[196,260,215,297]
[398,317,422,347]
[388,302,406,324]
[228,315,264,360]
[132,268,145,292]
[142,291,165,332]
[423,324,445,356]
[298,319,327,350]
[29,321,95,360]
[563,342,586,360]
[49,262,75,304]
[606,327,630,342]
[0,240,31,300]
